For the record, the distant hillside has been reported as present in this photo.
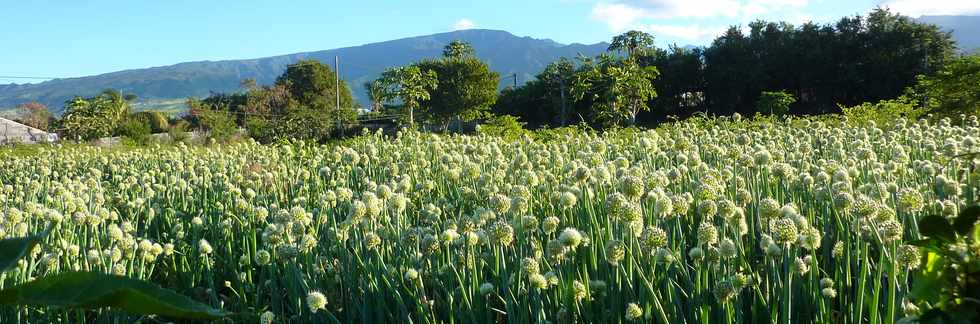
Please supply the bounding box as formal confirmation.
[0,29,607,114]
[917,15,980,53]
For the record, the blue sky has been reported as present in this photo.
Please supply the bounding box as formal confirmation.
[1,0,978,84]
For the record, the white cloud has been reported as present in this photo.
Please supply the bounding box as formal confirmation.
[588,0,822,44]
[641,24,728,40]
[453,19,476,30]
[590,0,811,32]
[590,3,648,32]
[880,0,980,17]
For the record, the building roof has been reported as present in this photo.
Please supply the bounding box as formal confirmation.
[0,117,57,144]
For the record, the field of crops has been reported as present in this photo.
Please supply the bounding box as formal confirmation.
[1,115,978,323]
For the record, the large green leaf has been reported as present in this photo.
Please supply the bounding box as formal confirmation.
[0,271,230,319]
[0,232,46,272]
[918,215,956,242]
[953,205,980,236]
[910,251,947,303]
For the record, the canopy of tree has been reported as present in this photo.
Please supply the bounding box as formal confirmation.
[408,42,500,130]
[371,65,439,127]
[61,90,132,140]
[906,55,980,118]
[495,8,957,128]
[188,60,359,142]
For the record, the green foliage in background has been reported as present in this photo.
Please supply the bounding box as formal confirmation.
[476,114,528,141]
[416,41,500,131]
[907,54,980,119]
[756,90,797,116]
[60,90,133,141]
[840,98,925,127]
[372,65,439,127]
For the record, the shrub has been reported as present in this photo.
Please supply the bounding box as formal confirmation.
[245,116,275,143]
[116,117,152,144]
[131,111,171,133]
[197,109,238,142]
[476,115,527,141]
[840,98,924,127]
[757,90,796,116]
[167,121,191,143]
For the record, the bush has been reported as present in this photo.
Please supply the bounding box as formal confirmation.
[840,98,924,127]
[245,117,275,143]
[476,115,528,141]
[167,121,191,143]
[130,111,170,133]
[197,109,238,142]
[906,55,980,119]
[116,117,152,144]
[756,90,796,116]
[531,123,594,142]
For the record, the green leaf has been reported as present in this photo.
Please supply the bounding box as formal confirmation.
[910,251,947,303]
[0,271,230,319]
[953,205,980,236]
[918,215,956,242]
[0,231,47,272]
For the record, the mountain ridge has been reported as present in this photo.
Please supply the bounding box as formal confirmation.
[917,15,980,53]
[4,16,978,114]
[0,29,609,113]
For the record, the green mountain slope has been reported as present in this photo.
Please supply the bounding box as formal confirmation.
[0,29,607,114]
[917,15,980,52]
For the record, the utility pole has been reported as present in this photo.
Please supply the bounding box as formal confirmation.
[335,56,342,136]
[513,73,518,88]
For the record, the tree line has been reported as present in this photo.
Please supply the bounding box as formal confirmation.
[6,8,979,143]
[495,8,974,129]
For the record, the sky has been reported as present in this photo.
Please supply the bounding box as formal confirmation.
[1,0,978,84]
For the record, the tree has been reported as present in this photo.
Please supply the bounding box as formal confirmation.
[906,54,980,118]
[364,81,385,113]
[14,102,53,131]
[493,58,580,128]
[187,98,238,142]
[608,30,656,61]
[571,54,659,127]
[417,41,500,131]
[273,59,358,139]
[493,8,956,127]
[639,45,705,122]
[372,66,439,127]
[443,40,475,59]
[187,59,360,142]
[756,90,797,116]
[60,90,131,140]
[539,58,577,126]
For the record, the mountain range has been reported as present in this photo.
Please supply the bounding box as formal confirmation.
[0,30,608,114]
[917,15,980,53]
[1,15,978,114]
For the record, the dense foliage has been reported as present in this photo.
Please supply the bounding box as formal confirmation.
[415,45,500,131]
[60,90,133,140]
[189,60,359,142]
[496,9,958,128]
[756,91,797,117]
[2,114,978,322]
[906,55,980,118]
[371,65,439,127]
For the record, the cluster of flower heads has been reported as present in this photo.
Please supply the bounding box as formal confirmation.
[0,114,978,322]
